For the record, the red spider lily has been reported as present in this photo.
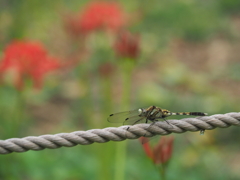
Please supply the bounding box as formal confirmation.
[65,1,125,35]
[0,40,61,89]
[140,136,174,165]
[114,31,140,59]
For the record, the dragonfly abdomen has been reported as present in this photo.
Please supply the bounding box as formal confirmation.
[171,112,207,116]
[189,112,208,116]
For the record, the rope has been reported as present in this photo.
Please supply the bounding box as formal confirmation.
[0,112,239,154]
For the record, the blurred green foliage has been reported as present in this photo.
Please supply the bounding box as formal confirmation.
[0,0,240,180]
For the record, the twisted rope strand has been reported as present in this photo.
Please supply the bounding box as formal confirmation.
[0,112,239,154]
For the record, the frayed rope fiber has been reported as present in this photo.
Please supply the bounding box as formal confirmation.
[0,112,239,154]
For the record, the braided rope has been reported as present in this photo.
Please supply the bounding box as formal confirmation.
[0,112,239,154]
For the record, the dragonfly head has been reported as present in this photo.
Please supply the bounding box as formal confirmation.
[138,108,148,117]
[138,108,142,114]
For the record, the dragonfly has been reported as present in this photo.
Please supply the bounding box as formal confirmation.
[107,105,208,126]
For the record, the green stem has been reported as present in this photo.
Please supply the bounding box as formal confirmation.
[98,76,115,180]
[78,65,97,128]
[114,59,135,180]
[101,76,113,126]
[158,164,166,180]
[9,89,26,137]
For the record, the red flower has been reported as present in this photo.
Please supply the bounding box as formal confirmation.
[140,136,174,165]
[114,31,140,59]
[0,40,61,89]
[65,1,125,35]
[80,1,125,33]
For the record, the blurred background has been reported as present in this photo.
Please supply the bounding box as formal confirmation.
[0,0,240,179]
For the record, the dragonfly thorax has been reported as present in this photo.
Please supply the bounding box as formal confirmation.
[149,108,164,119]
[138,107,166,120]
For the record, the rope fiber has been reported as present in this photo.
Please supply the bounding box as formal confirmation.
[0,112,239,154]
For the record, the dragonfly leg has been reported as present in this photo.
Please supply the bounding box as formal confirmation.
[132,118,144,125]
[165,119,170,124]
[163,119,174,129]
[145,114,151,123]
[145,106,156,123]
[125,117,144,130]
[142,120,157,137]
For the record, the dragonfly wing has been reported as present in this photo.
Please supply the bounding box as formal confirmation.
[107,109,140,123]
[123,116,146,125]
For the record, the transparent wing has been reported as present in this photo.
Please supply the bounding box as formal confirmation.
[122,116,146,125]
[107,109,140,123]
